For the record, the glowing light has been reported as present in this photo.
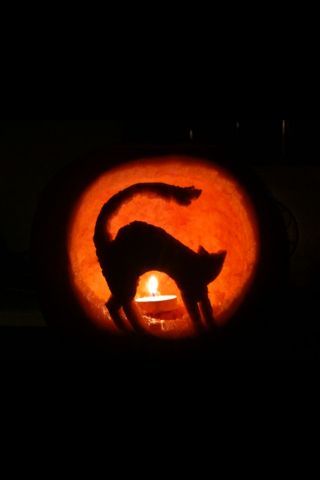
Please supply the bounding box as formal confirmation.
[67,155,260,338]
[147,275,159,296]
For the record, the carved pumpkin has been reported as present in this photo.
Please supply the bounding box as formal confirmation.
[32,146,288,343]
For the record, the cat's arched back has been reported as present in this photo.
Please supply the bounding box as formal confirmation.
[94,183,226,333]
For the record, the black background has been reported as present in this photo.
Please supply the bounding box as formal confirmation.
[1,14,318,465]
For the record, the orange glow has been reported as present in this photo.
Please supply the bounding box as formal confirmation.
[67,155,259,338]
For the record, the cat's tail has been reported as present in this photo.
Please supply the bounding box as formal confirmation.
[94,182,201,250]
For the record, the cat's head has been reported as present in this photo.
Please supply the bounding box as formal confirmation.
[198,246,227,284]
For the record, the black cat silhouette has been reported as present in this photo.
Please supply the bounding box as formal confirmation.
[94,183,226,333]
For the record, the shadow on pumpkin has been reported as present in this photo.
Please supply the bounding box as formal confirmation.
[93,182,227,334]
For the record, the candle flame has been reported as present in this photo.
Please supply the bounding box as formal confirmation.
[147,275,159,296]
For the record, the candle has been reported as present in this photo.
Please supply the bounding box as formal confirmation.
[135,275,177,315]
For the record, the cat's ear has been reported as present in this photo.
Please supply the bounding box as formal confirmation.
[198,245,209,255]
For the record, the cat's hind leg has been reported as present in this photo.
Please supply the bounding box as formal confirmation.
[122,300,145,333]
[106,296,128,332]
[182,293,205,334]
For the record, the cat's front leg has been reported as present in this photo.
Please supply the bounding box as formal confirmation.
[199,292,216,329]
[182,293,205,334]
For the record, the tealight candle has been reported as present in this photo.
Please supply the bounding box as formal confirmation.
[135,275,177,315]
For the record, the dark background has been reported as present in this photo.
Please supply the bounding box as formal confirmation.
[1,120,319,391]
